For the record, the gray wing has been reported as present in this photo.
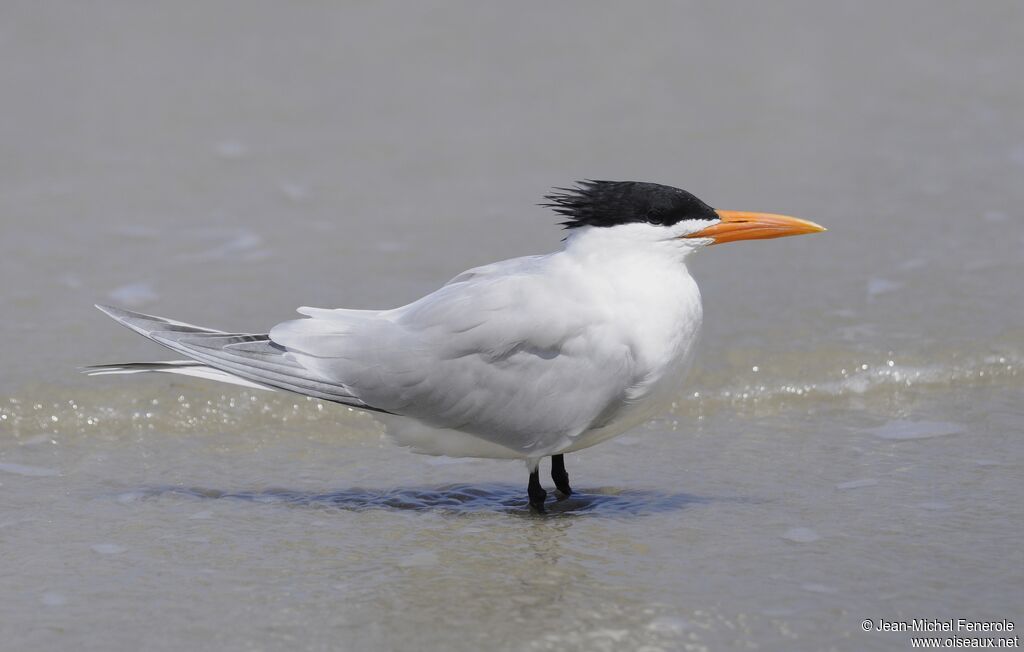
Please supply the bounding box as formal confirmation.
[269,257,639,454]
[90,305,391,413]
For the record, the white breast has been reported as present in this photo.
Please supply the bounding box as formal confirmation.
[560,250,703,453]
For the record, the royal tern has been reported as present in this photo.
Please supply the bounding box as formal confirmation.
[88,181,824,512]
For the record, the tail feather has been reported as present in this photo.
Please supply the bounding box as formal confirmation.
[89,304,389,413]
[94,304,227,336]
[84,360,275,391]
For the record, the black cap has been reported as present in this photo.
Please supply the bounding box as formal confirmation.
[544,181,718,229]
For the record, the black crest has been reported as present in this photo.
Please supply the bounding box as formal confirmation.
[544,180,717,229]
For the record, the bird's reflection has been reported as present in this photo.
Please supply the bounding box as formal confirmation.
[118,483,740,517]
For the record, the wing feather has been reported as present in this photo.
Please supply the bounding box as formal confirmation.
[270,256,638,454]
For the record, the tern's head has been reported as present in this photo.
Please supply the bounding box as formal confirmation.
[545,180,824,253]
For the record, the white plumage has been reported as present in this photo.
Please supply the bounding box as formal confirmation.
[270,223,704,461]
[88,180,822,510]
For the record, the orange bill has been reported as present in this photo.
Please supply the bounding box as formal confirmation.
[686,210,826,244]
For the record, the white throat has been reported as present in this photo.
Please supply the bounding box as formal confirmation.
[561,223,713,263]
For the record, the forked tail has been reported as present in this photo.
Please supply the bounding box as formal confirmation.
[86,305,385,412]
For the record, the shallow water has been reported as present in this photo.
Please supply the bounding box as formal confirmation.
[2,2,1023,651]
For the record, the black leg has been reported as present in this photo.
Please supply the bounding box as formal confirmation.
[551,454,572,496]
[528,467,547,513]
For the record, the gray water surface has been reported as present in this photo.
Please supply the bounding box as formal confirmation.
[1,2,1022,651]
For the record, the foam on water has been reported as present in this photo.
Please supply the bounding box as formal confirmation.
[0,347,1019,439]
[0,391,383,443]
[671,348,1023,419]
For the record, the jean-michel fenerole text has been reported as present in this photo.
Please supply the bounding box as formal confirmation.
[874,619,1014,633]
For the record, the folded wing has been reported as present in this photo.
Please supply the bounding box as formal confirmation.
[270,257,638,454]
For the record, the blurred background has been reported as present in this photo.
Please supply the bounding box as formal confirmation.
[1,2,1022,651]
